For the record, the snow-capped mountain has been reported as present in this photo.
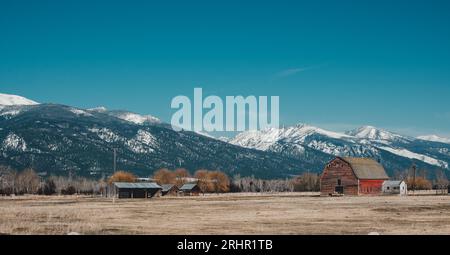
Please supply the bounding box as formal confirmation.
[0,103,305,178]
[1,92,449,179]
[232,124,352,151]
[88,107,161,125]
[417,135,450,145]
[231,124,376,157]
[230,124,450,176]
[346,126,412,143]
[0,93,38,106]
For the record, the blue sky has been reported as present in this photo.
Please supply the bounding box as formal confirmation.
[1,0,450,137]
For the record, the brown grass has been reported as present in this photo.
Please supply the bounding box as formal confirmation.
[1,193,450,235]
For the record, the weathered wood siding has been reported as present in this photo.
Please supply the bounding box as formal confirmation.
[320,158,359,196]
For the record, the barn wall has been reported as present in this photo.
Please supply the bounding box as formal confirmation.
[320,158,359,196]
[359,180,384,195]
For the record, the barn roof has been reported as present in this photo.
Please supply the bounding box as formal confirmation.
[180,183,199,191]
[114,182,162,189]
[341,157,389,180]
[161,184,178,192]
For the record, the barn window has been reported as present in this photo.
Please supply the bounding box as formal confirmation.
[337,179,342,186]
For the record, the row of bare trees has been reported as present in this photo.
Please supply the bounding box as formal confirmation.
[0,165,103,196]
[3,164,448,196]
[393,168,449,190]
[230,173,321,193]
[0,166,41,195]
[0,166,332,196]
[48,175,104,195]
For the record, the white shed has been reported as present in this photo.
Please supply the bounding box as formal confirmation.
[382,180,407,196]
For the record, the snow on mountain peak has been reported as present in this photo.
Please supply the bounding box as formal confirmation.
[292,124,352,140]
[0,93,39,106]
[87,106,108,112]
[417,135,450,144]
[86,107,161,125]
[346,126,405,141]
[69,108,93,117]
[231,123,351,151]
[115,112,161,125]
[229,123,449,169]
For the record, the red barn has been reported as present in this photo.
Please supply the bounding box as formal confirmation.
[320,157,389,196]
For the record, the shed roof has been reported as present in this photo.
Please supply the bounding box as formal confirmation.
[341,157,389,180]
[161,184,178,192]
[180,183,199,191]
[114,182,162,189]
[383,180,404,186]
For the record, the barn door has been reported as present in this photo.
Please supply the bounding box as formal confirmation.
[335,179,344,194]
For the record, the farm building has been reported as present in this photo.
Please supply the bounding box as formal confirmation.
[180,183,202,196]
[382,181,408,196]
[114,182,162,199]
[161,184,180,196]
[320,157,389,196]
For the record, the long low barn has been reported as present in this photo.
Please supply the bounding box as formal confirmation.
[114,182,162,199]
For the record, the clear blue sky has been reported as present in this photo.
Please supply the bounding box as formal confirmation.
[1,0,450,137]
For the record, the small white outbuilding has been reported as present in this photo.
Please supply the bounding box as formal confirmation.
[382,180,408,196]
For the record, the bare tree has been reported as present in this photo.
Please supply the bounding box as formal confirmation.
[174,168,190,187]
[434,170,449,193]
[195,169,211,192]
[108,171,136,184]
[153,168,176,185]
[208,171,230,193]
[0,165,17,195]
[292,173,320,192]
[15,169,40,195]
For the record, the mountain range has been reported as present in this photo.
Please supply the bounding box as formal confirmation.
[1,93,449,179]
[230,124,450,177]
[0,94,305,178]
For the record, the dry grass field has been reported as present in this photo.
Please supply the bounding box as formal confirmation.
[1,193,450,235]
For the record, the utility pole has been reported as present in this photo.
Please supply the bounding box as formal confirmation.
[113,148,117,173]
[412,163,417,194]
[111,148,118,202]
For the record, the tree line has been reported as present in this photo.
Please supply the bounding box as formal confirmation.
[393,168,449,191]
[230,173,321,193]
[98,169,321,194]
[0,165,104,196]
[1,165,323,196]
[2,164,448,196]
